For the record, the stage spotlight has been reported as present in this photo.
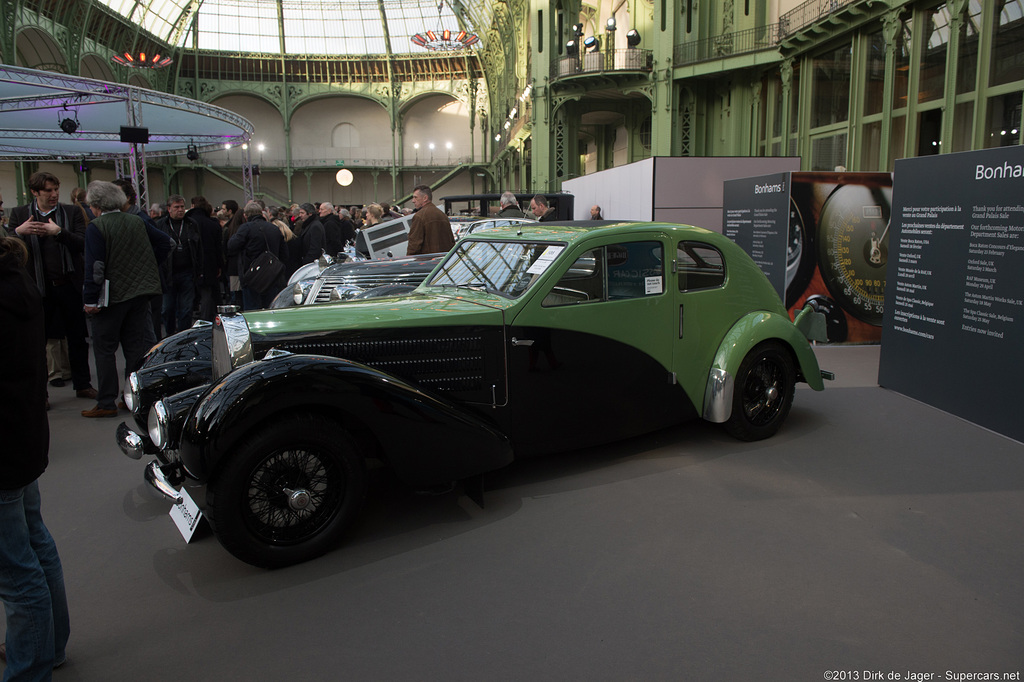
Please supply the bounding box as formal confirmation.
[566,39,578,56]
[606,17,617,31]
[583,36,600,52]
[58,105,79,134]
[572,23,584,37]
[186,143,199,161]
[626,29,641,47]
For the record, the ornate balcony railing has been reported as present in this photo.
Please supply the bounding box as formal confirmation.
[779,0,861,38]
[673,24,782,66]
[551,48,653,81]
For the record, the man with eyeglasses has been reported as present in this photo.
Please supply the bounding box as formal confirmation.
[5,172,97,402]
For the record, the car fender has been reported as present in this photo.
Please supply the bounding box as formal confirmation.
[702,311,824,423]
[179,353,513,488]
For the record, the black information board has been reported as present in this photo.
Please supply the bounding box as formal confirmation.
[879,147,1024,443]
[723,173,790,301]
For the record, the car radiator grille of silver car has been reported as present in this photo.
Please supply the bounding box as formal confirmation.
[310,273,426,304]
[280,335,486,393]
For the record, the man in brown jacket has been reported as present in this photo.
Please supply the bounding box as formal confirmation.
[407,185,454,255]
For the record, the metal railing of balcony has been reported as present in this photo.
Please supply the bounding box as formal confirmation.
[551,48,653,80]
[779,0,860,38]
[673,24,783,66]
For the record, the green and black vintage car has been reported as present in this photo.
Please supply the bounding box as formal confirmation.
[119,222,829,568]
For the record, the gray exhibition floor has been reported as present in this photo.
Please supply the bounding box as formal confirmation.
[13,345,1024,680]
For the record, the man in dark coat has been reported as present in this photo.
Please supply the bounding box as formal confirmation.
[156,195,203,335]
[5,171,96,400]
[227,201,286,311]
[187,196,224,321]
[296,203,325,265]
[529,194,558,221]
[408,185,454,255]
[319,202,344,258]
[497,191,526,218]
[113,178,164,341]
[0,235,71,676]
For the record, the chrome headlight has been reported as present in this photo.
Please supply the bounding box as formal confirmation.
[269,280,313,309]
[124,372,141,413]
[148,400,170,450]
[329,284,365,302]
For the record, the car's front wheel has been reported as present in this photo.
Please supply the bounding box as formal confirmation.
[724,341,796,442]
[207,414,367,568]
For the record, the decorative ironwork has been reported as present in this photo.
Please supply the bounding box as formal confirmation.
[674,24,782,66]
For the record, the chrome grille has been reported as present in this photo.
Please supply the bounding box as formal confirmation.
[309,271,429,304]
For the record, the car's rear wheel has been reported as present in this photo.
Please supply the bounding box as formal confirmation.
[724,341,795,442]
[208,414,367,568]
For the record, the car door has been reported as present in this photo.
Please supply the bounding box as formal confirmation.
[670,239,734,412]
[504,232,691,456]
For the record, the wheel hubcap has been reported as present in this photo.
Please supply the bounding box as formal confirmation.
[283,488,311,511]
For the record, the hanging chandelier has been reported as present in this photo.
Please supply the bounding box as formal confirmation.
[111,51,173,69]
[411,1,479,51]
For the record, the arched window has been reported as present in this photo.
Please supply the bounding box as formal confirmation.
[332,122,359,148]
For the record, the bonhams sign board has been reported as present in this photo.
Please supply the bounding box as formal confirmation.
[879,146,1024,444]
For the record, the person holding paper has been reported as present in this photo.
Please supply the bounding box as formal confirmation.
[81,181,172,418]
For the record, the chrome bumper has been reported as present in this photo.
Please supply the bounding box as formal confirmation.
[118,422,184,504]
[117,422,145,460]
[144,461,183,505]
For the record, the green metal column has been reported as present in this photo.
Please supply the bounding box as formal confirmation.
[529,0,556,190]
[650,0,676,156]
[879,10,902,170]
[941,0,969,151]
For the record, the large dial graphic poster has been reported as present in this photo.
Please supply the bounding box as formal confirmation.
[879,147,1024,444]
[724,172,893,343]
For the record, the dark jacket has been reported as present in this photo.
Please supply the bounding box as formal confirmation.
[6,201,87,290]
[321,213,344,258]
[226,217,284,275]
[156,213,203,282]
[186,206,224,285]
[0,250,49,488]
[497,205,526,219]
[297,216,325,265]
[537,207,558,222]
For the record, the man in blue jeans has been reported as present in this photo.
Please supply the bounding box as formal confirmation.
[0,234,70,679]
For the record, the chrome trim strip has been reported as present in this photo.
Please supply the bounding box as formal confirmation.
[703,368,734,423]
[144,461,183,505]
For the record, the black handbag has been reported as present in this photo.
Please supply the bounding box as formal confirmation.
[240,224,284,293]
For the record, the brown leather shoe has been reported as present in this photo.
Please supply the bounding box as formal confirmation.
[76,387,98,400]
[81,405,118,418]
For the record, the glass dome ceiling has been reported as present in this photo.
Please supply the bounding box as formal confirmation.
[94,0,493,56]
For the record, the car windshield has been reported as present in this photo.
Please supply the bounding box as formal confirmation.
[426,239,565,298]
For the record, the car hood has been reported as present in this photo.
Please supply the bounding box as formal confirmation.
[242,290,512,338]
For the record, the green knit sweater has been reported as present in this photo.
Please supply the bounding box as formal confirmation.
[92,211,162,303]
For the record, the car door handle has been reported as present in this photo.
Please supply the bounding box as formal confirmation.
[511,337,534,347]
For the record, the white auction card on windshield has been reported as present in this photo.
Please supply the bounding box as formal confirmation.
[169,486,204,542]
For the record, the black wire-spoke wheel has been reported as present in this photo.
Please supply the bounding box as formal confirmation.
[724,342,796,442]
[208,414,367,568]
[244,448,344,545]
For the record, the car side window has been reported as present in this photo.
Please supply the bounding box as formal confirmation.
[542,241,664,306]
[542,248,604,306]
[607,242,663,300]
[677,242,725,292]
